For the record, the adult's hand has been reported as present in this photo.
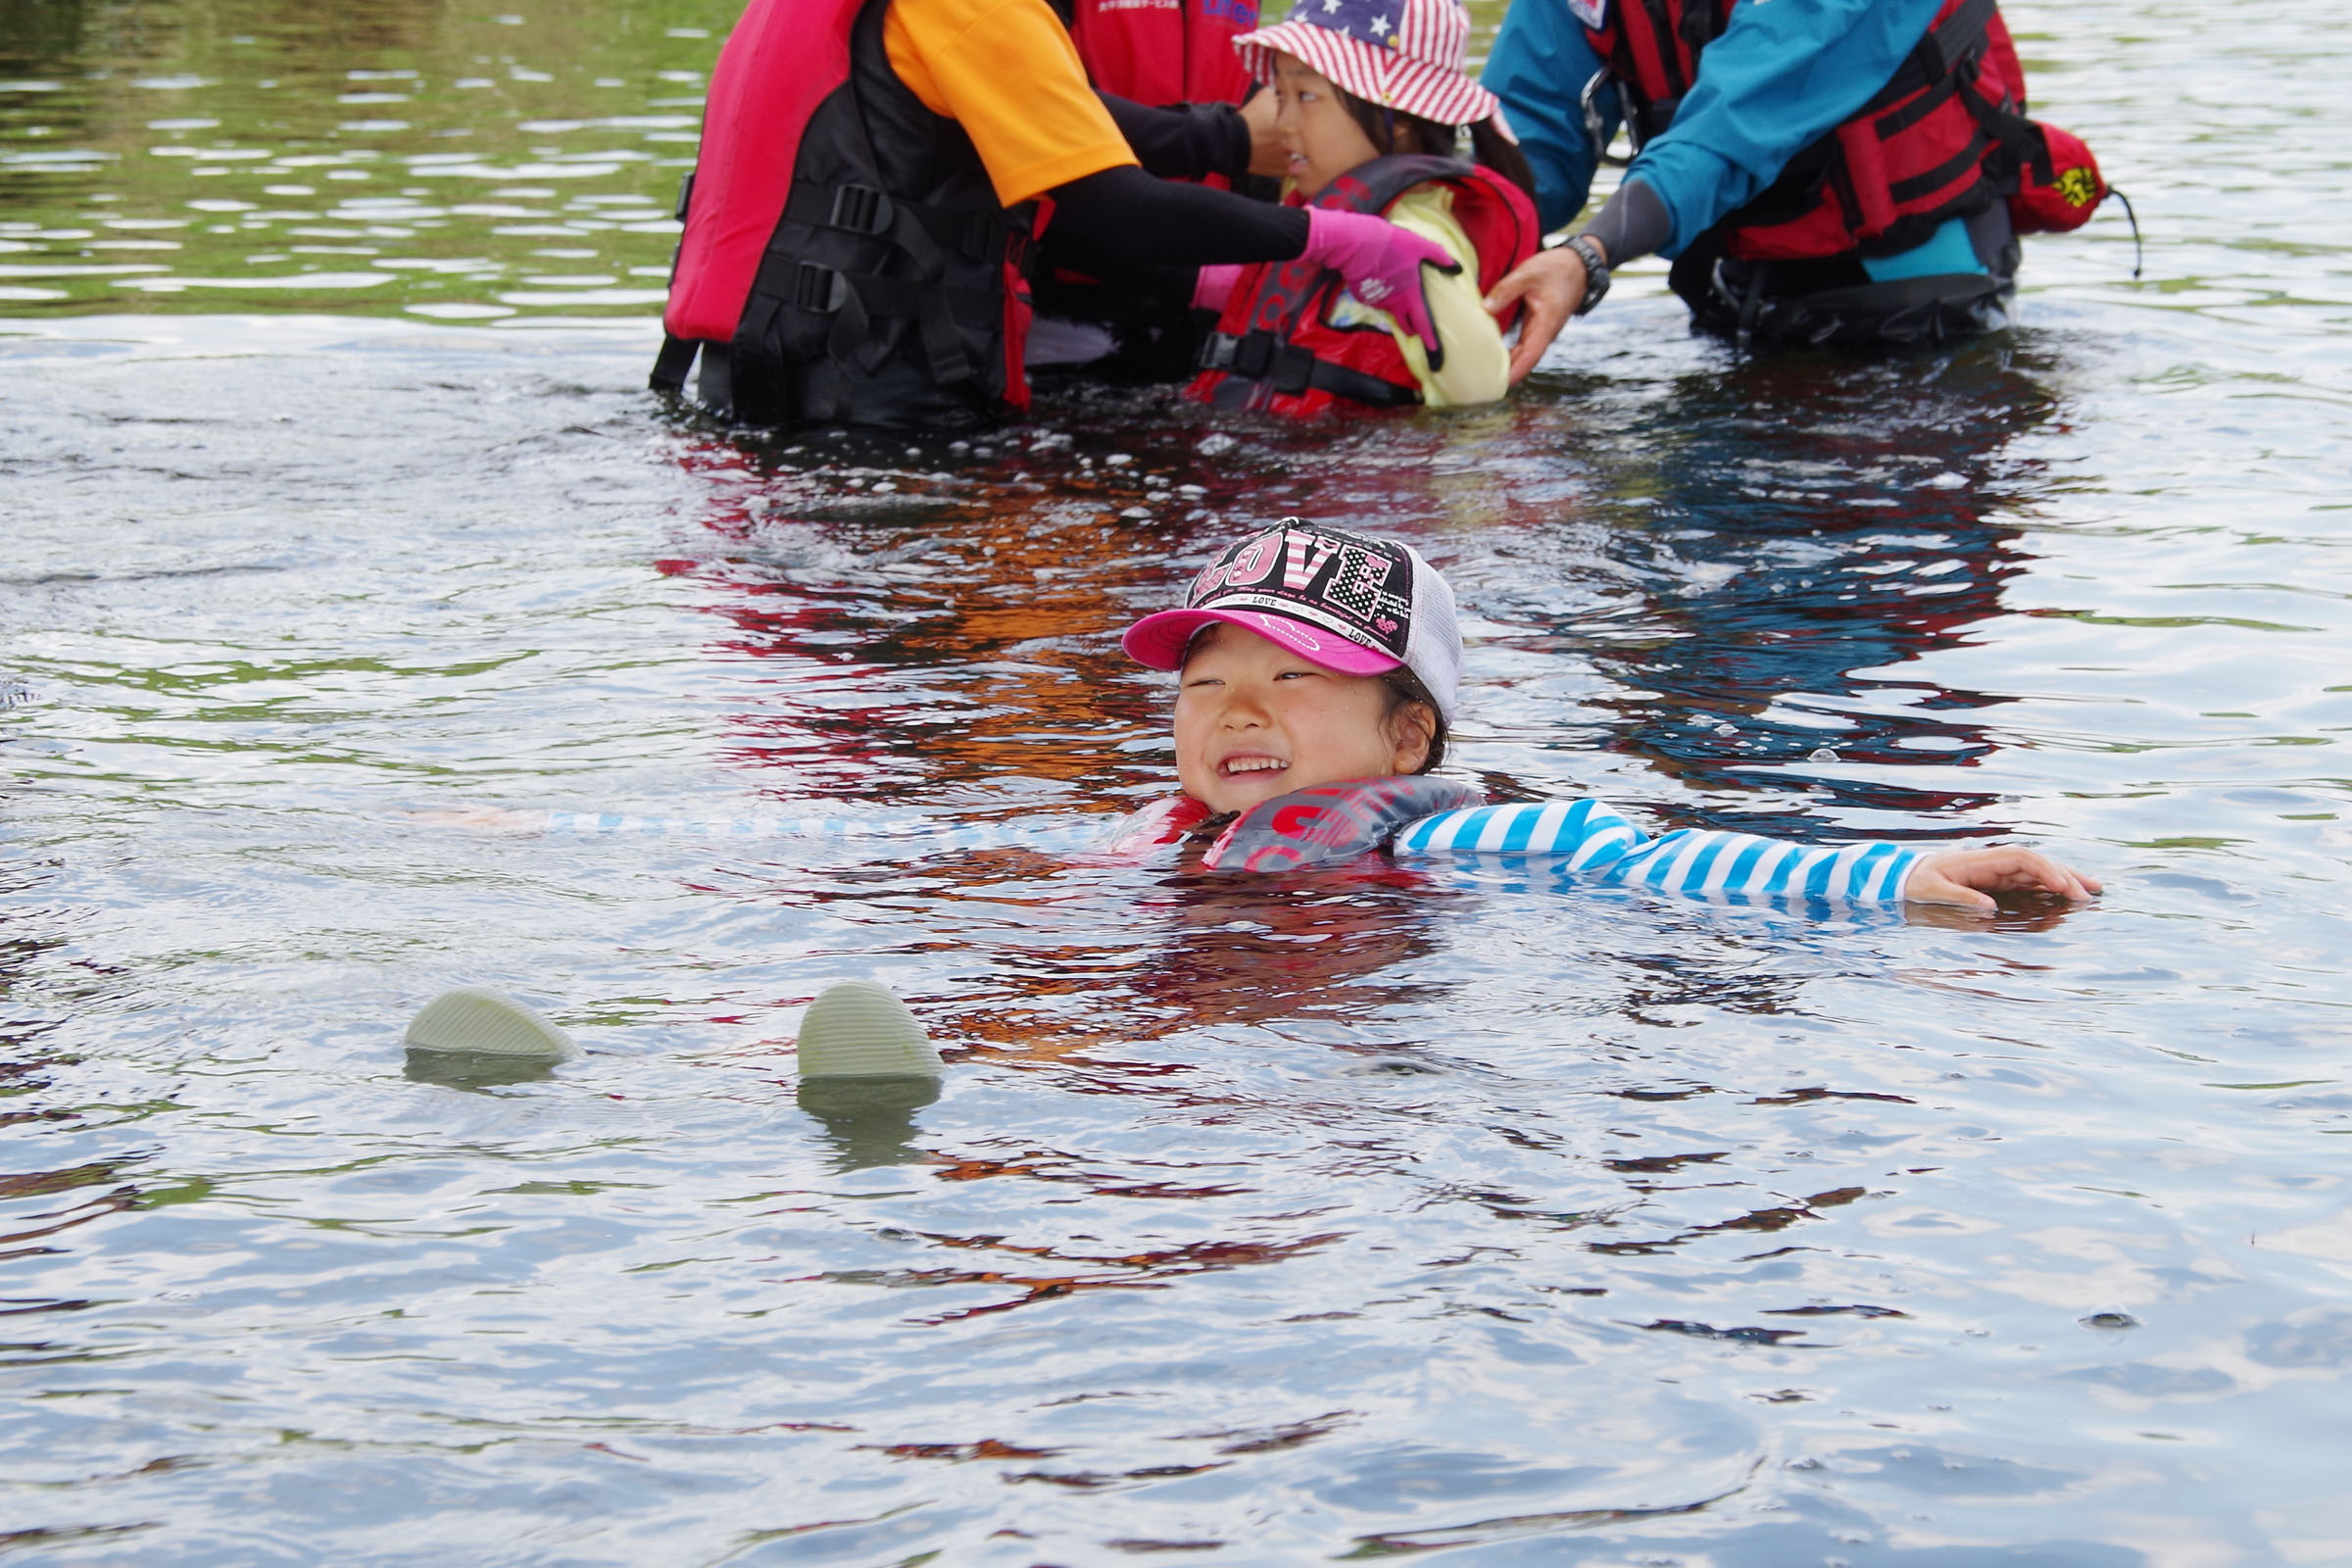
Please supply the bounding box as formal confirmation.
[1239,88,1287,178]
[1486,241,1594,384]
[1903,847,2103,912]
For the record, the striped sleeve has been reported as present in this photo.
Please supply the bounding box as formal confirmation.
[1394,801,1643,869]
[1392,802,1920,904]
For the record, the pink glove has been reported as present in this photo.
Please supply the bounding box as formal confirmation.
[1192,263,1245,314]
[1301,206,1461,364]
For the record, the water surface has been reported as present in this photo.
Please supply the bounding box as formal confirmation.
[4,0,2350,1562]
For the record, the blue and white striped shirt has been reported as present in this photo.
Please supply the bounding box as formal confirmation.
[1395,801,1918,902]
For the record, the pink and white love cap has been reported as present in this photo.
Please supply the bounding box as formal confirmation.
[1122,520,1463,722]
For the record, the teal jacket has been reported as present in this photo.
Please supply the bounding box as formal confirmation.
[1485,0,1953,256]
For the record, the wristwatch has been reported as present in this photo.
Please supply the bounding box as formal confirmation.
[1563,233,1611,316]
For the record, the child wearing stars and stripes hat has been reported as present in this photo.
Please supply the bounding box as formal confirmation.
[1235,0,1519,147]
[1187,0,1544,412]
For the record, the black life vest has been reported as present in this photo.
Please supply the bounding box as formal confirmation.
[1188,155,1537,416]
[1591,0,2101,262]
[653,0,1036,427]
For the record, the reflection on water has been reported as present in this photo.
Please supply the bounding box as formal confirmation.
[4,0,2352,1559]
[402,1044,564,1090]
[1570,347,2062,836]
[797,1074,942,1171]
[0,0,736,318]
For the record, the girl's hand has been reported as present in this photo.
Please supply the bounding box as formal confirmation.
[1301,207,1459,360]
[1903,847,2102,911]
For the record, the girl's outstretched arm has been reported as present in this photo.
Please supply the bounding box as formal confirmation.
[1397,801,1916,901]
[1396,801,2098,908]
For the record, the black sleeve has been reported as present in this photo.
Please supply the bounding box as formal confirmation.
[1578,178,1672,267]
[1097,94,1252,183]
[1046,165,1308,271]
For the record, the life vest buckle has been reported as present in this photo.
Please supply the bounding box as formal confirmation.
[1227,330,1277,379]
[828,183,894,237]
[1580,70,1638,166]
[1202,330,1322,395]
[956,213,999,262]
[793,262,849,314]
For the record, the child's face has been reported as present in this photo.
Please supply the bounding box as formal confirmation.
[1270,53,1383,198]
[1174,622,1431,814]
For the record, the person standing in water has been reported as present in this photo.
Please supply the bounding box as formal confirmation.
[655,0,1461,428]
[1480,0,2114,372]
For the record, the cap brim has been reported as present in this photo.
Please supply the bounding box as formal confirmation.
[1123,608,1403,677]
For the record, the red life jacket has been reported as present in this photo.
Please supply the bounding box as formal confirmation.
[653,0,1035,427]
[1070,0,1260,109]
[1187,156,1538,417]
[1588,0,2106,261]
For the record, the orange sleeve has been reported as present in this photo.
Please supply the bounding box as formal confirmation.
[882,0,1139,208]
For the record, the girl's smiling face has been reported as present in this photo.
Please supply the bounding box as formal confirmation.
[1269,52,1384,198]
[1174,621,1434,814]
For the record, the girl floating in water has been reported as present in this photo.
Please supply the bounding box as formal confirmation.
[409,518,2099,1074]
[1113,519,2099,906]
[473,518,2100,908]
[1187,0,1543,415]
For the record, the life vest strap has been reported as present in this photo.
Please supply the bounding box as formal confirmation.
[745,176,1034,392]
[745,265,1001,387]
[1198,330,1421,410]
[1858,0,2000,120]
[783,178,1014,267]
[649,333,699,395]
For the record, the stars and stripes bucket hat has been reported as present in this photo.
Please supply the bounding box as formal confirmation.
[1233,0,1502,131]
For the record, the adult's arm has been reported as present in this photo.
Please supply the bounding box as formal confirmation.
[1097,94,1253,184]
[1483,0,1612,234]
[1485,0,1946,379]
[893,0,1450,342]
[1394,800,1927,902]
[1048,165,1307,269]
[1049,167,1459,353]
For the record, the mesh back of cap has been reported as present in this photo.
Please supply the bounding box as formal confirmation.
[1400,545,1463,722]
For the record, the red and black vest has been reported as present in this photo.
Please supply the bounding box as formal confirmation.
[653,0,1035,427]
[1589,0,2106,261]
[1071,0,1260,110]
[1187,156,1538,417]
